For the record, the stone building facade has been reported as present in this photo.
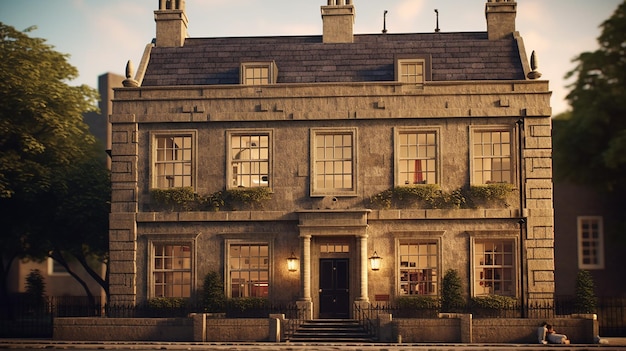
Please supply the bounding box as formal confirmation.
[109,0,554,319]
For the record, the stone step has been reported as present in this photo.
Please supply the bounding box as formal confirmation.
[288,319,374,342]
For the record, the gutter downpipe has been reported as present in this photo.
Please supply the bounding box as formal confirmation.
[516,118,527,318]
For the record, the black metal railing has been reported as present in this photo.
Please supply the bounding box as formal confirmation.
[284,303,308,339]
[596,297,626,337]
[354,302,379,340]
[2,295,625,338]
[0,295,103,338]
[357,296,626,337]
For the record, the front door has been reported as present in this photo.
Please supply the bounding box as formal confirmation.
[319,258,349,318]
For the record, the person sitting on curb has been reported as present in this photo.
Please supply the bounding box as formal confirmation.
[546,323,571,344]
[537,322,548,344]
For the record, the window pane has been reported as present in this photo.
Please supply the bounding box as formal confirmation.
[314,132,354,192]
[154,134,193,189]
[474,239,515,297]
[399,61,424,84]
[244,65,270,85]
[578,217,604,269]
[230,133,270,188]
[472,131,512,184]
[397,131,438,185]
[229,243,270,298]
[398,242,438,296]
[153,244,192,298]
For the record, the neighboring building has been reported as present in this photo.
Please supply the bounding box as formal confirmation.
[84,72,125,167]
[552,118,626,298]
[7,257,105,299]
[109,0,553,319]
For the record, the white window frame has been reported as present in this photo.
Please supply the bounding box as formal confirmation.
[150,130,197,190]
[146,235,196,299]
[469,126,515,185]
[395,56,431,84]
[469,231,518,298]
[226,130,273,190]
[225,240,272,299]
[394,127,441,186]
[577,216,605,270]
[240,61,278,85]
[310,128,358,197]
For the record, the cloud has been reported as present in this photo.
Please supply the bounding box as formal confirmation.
[392,0,426,32]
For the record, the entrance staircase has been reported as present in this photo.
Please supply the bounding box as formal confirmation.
[288,319,374,343]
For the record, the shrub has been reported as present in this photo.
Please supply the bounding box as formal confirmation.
[369,184,441,209]
[226,297,270,317]
[574,270,597,313]
[149,187,272,212]
[202,271,226,313]
[150,187,195,211]
[25,269,46,302]
[441,269,465,312]
[369,185,471,209]
[396,295,440,309]
[394,295,440,318]
[198,191,225,211]
[147,297,187,309]
[369,189,393,209]
[224,187,271,209]
[471,295,517,308]
[468,183,515,207]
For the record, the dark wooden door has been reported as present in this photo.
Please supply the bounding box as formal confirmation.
[319,258,349,318]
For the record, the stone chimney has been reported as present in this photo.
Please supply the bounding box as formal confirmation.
[485,0,517,40]
[321,0,355,44]
[154,0,188,47]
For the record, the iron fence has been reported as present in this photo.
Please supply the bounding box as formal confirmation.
[1,295,624,338]
[363,296,626,336]
[0,295,102,338]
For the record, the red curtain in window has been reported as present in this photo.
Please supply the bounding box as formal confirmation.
[413,160,423,184]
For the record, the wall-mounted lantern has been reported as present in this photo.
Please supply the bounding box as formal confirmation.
[369,251,382,271]
[287,251,299,272]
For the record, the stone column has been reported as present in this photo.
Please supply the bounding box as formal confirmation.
[301,235,311,301]
[297,235,313,319]
[358,235,369,302]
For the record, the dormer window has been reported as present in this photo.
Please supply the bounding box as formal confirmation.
[241,62,278,85]
[397,59,425,84]
[396,56,431,84]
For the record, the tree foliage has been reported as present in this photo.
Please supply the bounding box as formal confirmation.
[0,23,99,198]
[554,2,626,197]
[0,23,108,304]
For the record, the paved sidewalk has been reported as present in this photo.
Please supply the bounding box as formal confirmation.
[1,339,626,351]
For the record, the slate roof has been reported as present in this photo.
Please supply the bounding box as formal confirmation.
[141,32,525,87]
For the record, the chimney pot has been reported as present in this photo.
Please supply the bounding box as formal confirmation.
[155,0,188,47]
[321,1,355,43]
[485,0,517,40]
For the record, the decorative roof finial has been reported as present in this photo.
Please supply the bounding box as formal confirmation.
[527,50,542,79]
[123,60,139,87]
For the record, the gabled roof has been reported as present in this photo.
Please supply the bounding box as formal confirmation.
[142,32,525,87]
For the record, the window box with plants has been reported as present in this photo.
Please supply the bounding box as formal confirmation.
[148,187,272,212]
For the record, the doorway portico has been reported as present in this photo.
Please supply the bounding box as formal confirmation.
[296,210,371,319]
